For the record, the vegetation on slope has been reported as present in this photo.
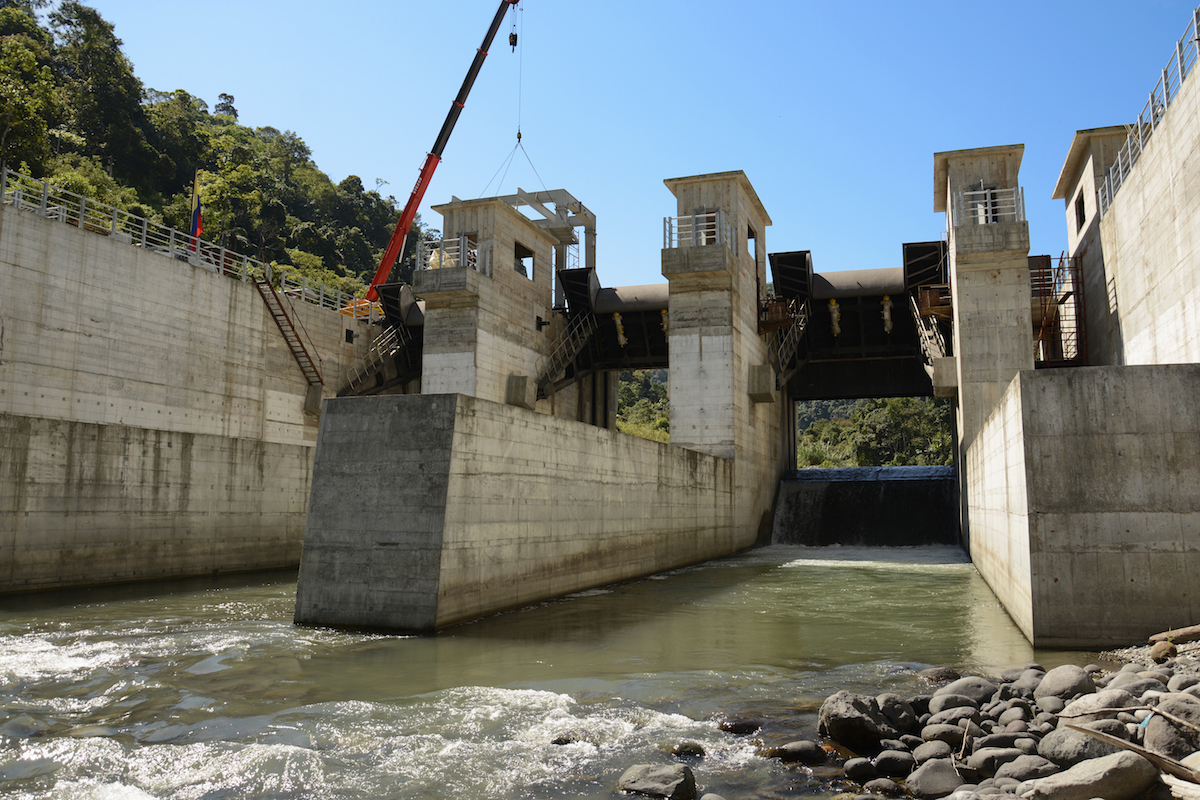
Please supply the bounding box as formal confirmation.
[0,1,431,294]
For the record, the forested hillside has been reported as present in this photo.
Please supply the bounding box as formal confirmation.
[0,0,423,294]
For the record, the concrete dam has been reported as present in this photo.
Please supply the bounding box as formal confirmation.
[5,16,1200,648]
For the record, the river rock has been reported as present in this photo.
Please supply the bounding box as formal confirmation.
[992,753,1058,781]
[1034,696,1064,715]
[1032,665,1094,700]
[818,691,898,751]
[921,723,966,747]
[928,706,981,727]
[997,706,1030,726]
[862,777,905,796]
[1168,674,1200,693]
[1150,640,1177,662]
[617,764,696,800]
[876,693,917,733]
[874,749,915,777]
[1036,726,1121,767]
[1106,675,1166,699]
[906,757,965,798]
[1001,669,1045,700]
[913,739,952,764]
[767,740,825,764]
[844,756,877,781]
[718,718,762,734]
[935,676,998,707]
[965,746,1023,775]
[929,694,978,715]
[920,667,962,684]
[1057,687,1136,723]
[1017,751,1158,800]
[1143,694,1200,758]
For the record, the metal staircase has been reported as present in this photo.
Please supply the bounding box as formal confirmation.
[910,293,948,366]
[536,313,597,399]
[344,323,411,395]
[766,301,809,387]
[253,277,323,386]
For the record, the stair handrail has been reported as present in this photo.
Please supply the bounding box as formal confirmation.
[909,293,947,364]
[345,323,409,393]
[536,312,597,395]
[767,300,808,379]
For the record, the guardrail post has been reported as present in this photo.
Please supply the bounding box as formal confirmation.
[140,216,148,246]
[169,228,175,254]
[0,164,7,203]
[111,206,118,233]
[78,196,86,228]
[39,180,49,215]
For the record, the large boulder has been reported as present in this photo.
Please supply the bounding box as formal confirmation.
[905,757,964,798]
[1017,751,1158,800]
[1032,665,1094,701]
[818,691,898,751]
[928,694,977,715]
[617,765,696,800]
[934,676,998,707]
[965,746,1023,776]
[1036,726,1121,768]
[1144,695,1200,759]
[1057,688,1136,724]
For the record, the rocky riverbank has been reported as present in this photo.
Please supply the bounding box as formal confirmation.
[617,640,1200,800]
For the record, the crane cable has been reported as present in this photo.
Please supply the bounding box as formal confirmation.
[479,2,549,199]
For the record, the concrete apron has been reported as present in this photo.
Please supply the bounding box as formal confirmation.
[294,393,766,633]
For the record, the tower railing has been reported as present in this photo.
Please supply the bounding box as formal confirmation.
[953,187,1026,226]
[1099,5,1200,216]
[663,210,738,254]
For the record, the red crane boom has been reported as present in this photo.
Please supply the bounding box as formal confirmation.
[366,0,520,301]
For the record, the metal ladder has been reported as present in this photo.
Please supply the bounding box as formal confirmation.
[253,277,323,386]
[344,323,410,394]
[536,313,597,398]
[767,301,809,384]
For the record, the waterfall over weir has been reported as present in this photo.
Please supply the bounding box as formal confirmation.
[771,466,959,546]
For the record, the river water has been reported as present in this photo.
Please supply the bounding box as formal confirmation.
[0,545,1102,799]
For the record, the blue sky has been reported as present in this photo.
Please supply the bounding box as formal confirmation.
[92,0,1197,288]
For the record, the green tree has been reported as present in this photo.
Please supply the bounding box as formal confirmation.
[50,2,166,192]
[0,31,55,167]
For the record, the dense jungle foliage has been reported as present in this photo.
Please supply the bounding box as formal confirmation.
[0,0,427,294]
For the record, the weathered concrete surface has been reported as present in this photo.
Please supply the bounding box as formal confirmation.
[1096,54,1200,367]
[967,365,1200,646]
[0,201,362,591]
[295,393,752,632]
[772,467,958,546]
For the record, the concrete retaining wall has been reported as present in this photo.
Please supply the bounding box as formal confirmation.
[967,365,1200,646]
[294,393,755,632]
[0,202,363,591]
[772,467,958,547]
[1099,56,1200,366]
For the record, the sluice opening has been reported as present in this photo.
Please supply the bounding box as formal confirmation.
[773,397,959,547]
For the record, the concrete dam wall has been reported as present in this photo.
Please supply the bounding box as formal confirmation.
[0,202,366,592]
[772,467,958,547]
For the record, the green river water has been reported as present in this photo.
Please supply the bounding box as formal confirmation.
[0,545,1102,799]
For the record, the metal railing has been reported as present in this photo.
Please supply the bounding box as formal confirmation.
[536,312,597,398]
[418,235,490,275]
[1099,5,1200,216]
[953,186,1025,226]
[910,293,948,364]
[1034,255,1087,367]
[0,163,366,317]
[663,210,738,254]
[345,323,409,394]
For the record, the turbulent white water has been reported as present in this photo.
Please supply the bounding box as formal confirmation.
[0,545,1098,799]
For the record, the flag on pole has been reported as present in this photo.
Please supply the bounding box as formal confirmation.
[189,172,203,252]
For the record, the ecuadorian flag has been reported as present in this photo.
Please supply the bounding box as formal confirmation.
[189,172,203,251]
